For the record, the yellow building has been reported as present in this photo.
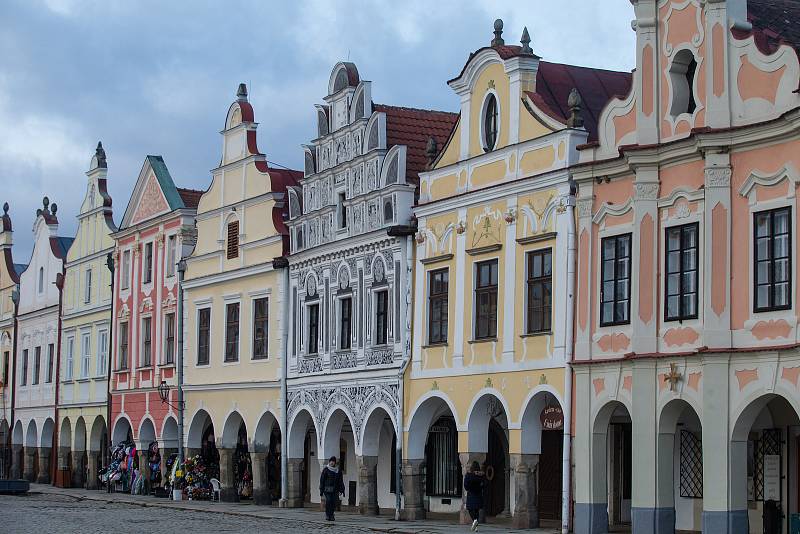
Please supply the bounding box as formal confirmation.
[182,84,301,503]
[58,143,116,488]
[403,20,630,529]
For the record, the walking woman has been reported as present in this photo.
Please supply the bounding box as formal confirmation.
[463,461,485,531]
[319,456,345,521]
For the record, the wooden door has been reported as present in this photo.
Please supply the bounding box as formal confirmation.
[484,420,506,516]
[538,430,563,519]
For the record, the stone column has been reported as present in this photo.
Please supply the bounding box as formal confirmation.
[10,445,22,479]
[459,452,486,525]
[631,359,665,532]
[573,368,608,534]
[136,449,149,494]
[285,458,304,507]
[218,447,238,502]
[71,452,85,488]
[251,452,269,505]
[401,459,425,520]
[36,447,51,484]
[357,455,379,515]
[22,447,36,482]
[86,453,99,490]
[511,454,539,529]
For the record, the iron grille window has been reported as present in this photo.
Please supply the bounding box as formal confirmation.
[428,269,449,344]
[118,322,128,370]
[164,313,175,364]
[754,207,791,312]
[197,308,210,365]
[252,298,269,359]
[475,260,498,339]
[375,290,389,345]
[339,297,352,350]
[142,317,152,366]
[600,234,632,326]
[526,249,552,333]
[225,302,240,362]
[425,417,462,497]
[227,221,239,259]
[33,346,40,385]
[46,344,54,383]
[144,242,153,284]
[307,303,319,354]
[679,430,703,498]
[483,94,498,152]
[665,223,699,321]
[754,428,782,501]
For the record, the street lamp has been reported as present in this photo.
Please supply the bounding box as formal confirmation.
[158,380,183,411]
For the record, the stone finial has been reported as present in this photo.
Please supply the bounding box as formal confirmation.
[43,197,50,212]
[51,203,58,216]
[95,141,107,169]
[520,26,532,54]
[425,136,438,164]
[491,18,504,47]
[567,88,584,128]
[2,202,7,215]
[237,83,248,101]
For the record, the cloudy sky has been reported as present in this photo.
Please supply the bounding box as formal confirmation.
[1,0,635,261]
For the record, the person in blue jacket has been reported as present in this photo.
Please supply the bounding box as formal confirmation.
[319,456,345,521]
[463,461,485,531]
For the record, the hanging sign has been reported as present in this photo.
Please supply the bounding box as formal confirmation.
[763,455,781,501]
[540,405,564,430]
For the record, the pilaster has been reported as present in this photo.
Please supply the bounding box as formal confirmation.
[218,447,238,502]
[630,359,660,533]
[702,152,732,348]
[71,451,85,488]
[357,455,379,515]
[251,451,270,505]
[452,207,467,367]
[285,458,305,508]
[633,0,659,145]
[632,168,659,354]
[36,447,51,484]
[501,197,518,363]
[510,453,539,529]
[574,195,594,360]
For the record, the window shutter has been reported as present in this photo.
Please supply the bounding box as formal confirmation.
[227,221,239,259]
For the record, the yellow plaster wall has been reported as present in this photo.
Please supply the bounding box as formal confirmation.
[519,145,556,176]
[428,174,459,202]
[435,121,462,169]
[519,101,555,141]
[469,159,508,189]
[184,386,282,442]
[469,63,510,157]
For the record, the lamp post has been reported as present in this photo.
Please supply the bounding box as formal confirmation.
[176,259,186,466]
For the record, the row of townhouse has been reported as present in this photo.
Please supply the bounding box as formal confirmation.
[2,1,800,532]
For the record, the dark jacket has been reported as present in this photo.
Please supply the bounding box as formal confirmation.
[463,472,485,510]
[319,466,345,496]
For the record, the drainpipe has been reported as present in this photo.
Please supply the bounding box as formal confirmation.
[561,182,577,534]
[273,256,289,507]
[177,259,186,466]
[53,271,65,484]
[9,287,19,477]
[105,252,115,469]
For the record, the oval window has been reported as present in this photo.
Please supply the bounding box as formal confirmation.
[483,94,498,152]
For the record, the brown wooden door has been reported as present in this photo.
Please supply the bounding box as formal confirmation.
[484,420,506,516]
[538,430,563,520]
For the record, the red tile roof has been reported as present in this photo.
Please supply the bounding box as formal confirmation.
[738,0,800,56]
[373,104,459,183]
[177,187,204,209]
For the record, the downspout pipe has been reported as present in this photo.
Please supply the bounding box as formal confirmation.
[53,271,65,484]
[273,256,289,507]
[105,252,114,469]
[177,260,186,466]
[388,224,416,521]
[562,181,577,534]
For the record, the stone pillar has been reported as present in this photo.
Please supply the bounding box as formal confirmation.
[86,453,99,490]
[36,447,51,484]
[218,447,238,502]
[252,452,269,505]
[357,455,379,515]
[573,368,608,534]
[136,449,148,494]
[511,454,539,529]
[285,458,304,507]
[401,459,425,520]
[22,447,36,482]
[10,445,22,479]
[459,452,486,525]
[71,452,85,488]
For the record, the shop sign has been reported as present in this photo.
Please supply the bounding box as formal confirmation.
[763,455,781,501]
[540,405,564,430]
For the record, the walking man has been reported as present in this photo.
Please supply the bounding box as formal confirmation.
[463,461,485,531]
[319,456,345,521]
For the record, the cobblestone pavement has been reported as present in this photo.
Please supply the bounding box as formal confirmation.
[0,493,373,534]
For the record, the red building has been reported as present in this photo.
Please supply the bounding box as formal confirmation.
[110,155,200,472]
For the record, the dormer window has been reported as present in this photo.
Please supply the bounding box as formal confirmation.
[669,50,698,118]
[482,93,499,152]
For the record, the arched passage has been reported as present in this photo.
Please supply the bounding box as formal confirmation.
[72,417,88,488]
[11,420,23,479]
[24,420,39,483]
[220,411,249,502]
[286,408,318,507]
[59,418,73,485]
[466,393,510,518]
[591,401,632,530]
[322,408,356,508]
[138,418,156,449]
[185,409,219,498]
[112,417,133,445]
[360,406,397,514]
[87,416,108,490]
[253,411,281,505]
[0,419,8,478]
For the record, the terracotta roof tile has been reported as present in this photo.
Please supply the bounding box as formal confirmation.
[177,187,204,209]
[373,104,459,183]
[739,0,800,56]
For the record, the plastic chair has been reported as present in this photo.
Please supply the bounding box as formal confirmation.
[210,478,221,502]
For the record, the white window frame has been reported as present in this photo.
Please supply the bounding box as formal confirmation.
[121,249,131,290]
[141,316,153,367]
[479,89,501,153]
[80,331,91,378]
[163,312,176,365]
[97,329,108,377]
[223,299,241,364]
[372,288,390,347]
[65,337,74,380]
[143,241,154,285]
[84,268,92,304]
[166,234,177,278]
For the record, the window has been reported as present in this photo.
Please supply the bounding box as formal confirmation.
[252,298,269,359]
[121,250,130,290]
[526,249,552,333]
[375,290,389,345]
[665,223,699,321]
[118,322,129,370]
[425,416,462,497]
[38,267,44,293]
[755,207,791,312]
[2,351,7,385]
[600,234,632,326]
[144,242,153,284]
[338,193,348,229]
[428,269,449,344]
[475,260,499,339]
[197,308,210,365]
[669,49,698,117]
[97,331,108,376]
[166,234,177,277]
[81,333,91,378]
[307,303,319,354]
[227,221,239,260]
[483,93,499,152]
[84,269,92,304]
[46,344,54,383]
[164,313,175,364]
[142,317,152,366]
[339,297,352,350]
[225,303,240,362]
[21,349,28,386]
[33,346,41,385]
[65,339,74,380]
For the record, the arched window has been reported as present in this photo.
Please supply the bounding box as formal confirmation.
[483,94,499,152]
[426,416,462,497]
[669,50,698,117]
